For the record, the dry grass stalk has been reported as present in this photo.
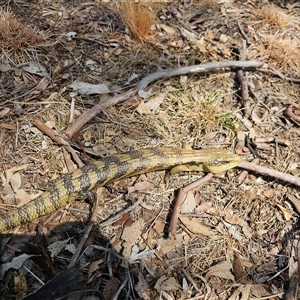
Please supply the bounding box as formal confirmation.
[0,8,44,50]
[120,2,155,40]
[256,4,291,27]
[148,89,236,145]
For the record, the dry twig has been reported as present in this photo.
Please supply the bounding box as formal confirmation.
[33,119,84,167]
[65,60,263,139]
[68,195,99,268]
[138,60,263,92]
[168,173,214,237]
[236,41,250,115]
[238,161,300,187]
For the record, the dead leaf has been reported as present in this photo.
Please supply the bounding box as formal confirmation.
[179,217,215,236]
[181,191,197,214]
[180,27,206,52]
[286,193,300,214]
[205,260,235,281]
[0,254,35,277]
[14,189,32,206]
[154,275,181,292]
[121,218,145,259]
[0,108,10,118]
[145,94,165,110]
[48,238,71,258]
[157,235,183,255]
[233,253,248,284]
[127,181,153,194]
[136,101,152,115]
[124,216,134,227]
[224,214,246,227]
[68,80,110,95]
[113,212,130,226]
[277,204,293,220]
[251,108,261,124]
[195,201,212,213]
[103,276,120,299]
[87,259,103,283]
[124,73,138,86]
[158,24,176,35]
[244,25,256,35]
[263,189,275,198]
[140,202,156,211]
[206,29,215,40]
[223,221,243,241]
[129,245,156,263]
[18,61,49,77]
[14,273,27,299]
[0,63,11,72]
[153,221,165,234]
[135,272,152,300]
[10,173,22,192]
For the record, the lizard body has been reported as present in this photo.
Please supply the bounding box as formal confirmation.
[0,147,241,232]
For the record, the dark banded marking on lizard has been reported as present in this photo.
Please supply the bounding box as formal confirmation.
[0,147,241,232]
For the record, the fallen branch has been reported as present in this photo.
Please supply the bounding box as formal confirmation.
[168,173,214,237]
[238,161,300,187]
[64,88,137,138]
[137,60,263,92]
[236,41,251,115]
[33,119,84,168]
[65,60,263,138]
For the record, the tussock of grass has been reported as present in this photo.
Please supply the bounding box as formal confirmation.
[149,89,236,145]
[257,4,291,27]
[120,2,155,40]
[260,37,300,71]
[0,8,44,50]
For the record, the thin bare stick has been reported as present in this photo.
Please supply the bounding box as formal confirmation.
[168,173,214,237]
[33,119,84,168]
[98,196,144,227]
[237,41,250,115]
[237,21,251,45]
[68,196,99,268]
[238,161,300,187]
[64,88,137,138]
[258,67,300,83]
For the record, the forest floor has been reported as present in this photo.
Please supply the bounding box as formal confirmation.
[0,0,300,299]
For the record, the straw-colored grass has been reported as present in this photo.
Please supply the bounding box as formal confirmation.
[256,4,291,27]
[260,36,300,71]
[0,8,44,50]
[120,2,155,40]
[147,89,236,146]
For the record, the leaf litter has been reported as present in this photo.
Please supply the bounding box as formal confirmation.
[0,0,300,299]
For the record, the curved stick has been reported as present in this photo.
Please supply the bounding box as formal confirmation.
[65,60,263,138]
[138,60,264,92]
